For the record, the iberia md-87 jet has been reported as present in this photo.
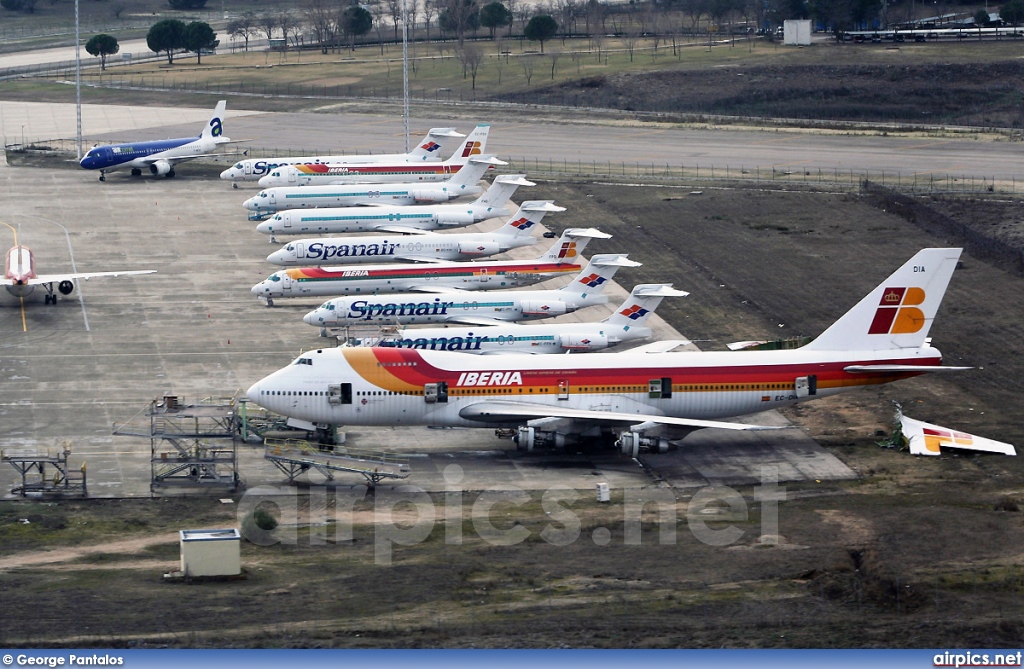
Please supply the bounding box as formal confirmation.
[265,201,564,266]
[250,249,969,454]
[80,101,234,182]
[255,175,534,240]
[302,254,641,331]
[3,245,155,304]
[243,156,504,219]
[220,126,468,186]
[368,283,688,354]
[251,228,610,305]
[257,124,491,187]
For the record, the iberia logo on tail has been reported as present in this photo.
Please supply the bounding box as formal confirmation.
[868,287,926,334]
[922,426,974,454]
[557,242,578,259]
[461,141,483,157]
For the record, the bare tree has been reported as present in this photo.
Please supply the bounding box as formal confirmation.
[457,43,485,88]
[494,35,507,84]
[304,0,337,53]
[279,12,302,47]
[504,0,522,34]
[111,2,126,19]
[258,12,279,41]
[368,0,388,54]
[520,52,537,84]
[228,11,259,51]
[423,0,440,38]
[547,48,561,78]
[386,0,404,41]
[510,0,533,37]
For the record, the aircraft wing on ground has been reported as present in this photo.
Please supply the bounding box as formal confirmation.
[137,153,225,166]
[22,270,156,285]
[457,400,781,431]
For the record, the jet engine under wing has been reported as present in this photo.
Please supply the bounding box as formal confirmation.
[23,270,156,285]
[457,400,781,431]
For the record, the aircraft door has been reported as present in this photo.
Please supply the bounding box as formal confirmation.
[327,383,353,405]
[295,243,305,259]
[424,382,448,403]
[795,375,817,398]
[268,191,277,206]
[280,274,294,294]
[557,379,569,400]
[288,170,297,185]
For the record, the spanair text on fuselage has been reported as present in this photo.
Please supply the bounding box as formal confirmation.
[247,345,944,429]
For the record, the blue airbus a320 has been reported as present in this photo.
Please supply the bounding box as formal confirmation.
[79,100,234,181]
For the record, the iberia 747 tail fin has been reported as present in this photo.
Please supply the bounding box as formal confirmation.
[802,248,962,352]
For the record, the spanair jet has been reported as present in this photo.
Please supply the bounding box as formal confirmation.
[368,283,688,354]
[302,254,641,332]
[219,126,469,186]
[251,248,970,454]
[251,227,610,305]
[3,245,155,304]
[265,200,562,266]
[255,175,534,241]
[242,156,504,219]
[80,101,234,181]
[257,125,491,188]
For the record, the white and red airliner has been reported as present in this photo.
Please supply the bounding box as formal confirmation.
[3,245,155,305]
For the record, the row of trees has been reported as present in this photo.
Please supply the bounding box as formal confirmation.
[84,20,219,70]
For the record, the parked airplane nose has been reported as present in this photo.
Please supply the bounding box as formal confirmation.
[242,197,258,210]
[266,249,290,265]
[219,167,237,180]
[251,282,267,296]
[303,310,318,325]
[255,221,273,234]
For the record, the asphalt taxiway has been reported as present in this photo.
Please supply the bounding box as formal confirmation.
[0,103,857,497]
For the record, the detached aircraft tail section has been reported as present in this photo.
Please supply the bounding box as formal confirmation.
[802,248,962,352]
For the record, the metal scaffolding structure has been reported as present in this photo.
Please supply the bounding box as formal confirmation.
[1,443,87,497]
[114,395,241,492]
[264,438,410,487]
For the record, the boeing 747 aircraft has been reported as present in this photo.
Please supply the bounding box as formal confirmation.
[250,249,968,454]
[79,101,234,181]
[264,201,563,266]
[251,227,610,305]
[219,126,470,186]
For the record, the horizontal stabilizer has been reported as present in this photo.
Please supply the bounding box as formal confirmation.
[521,201,565,212]
[494,175,536,187]
[592,254,642,268]
[564,227,613,240]
[458,401,781,431]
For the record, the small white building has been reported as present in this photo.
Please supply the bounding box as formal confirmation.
[179,528,241,577]
[784,19,812,45]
